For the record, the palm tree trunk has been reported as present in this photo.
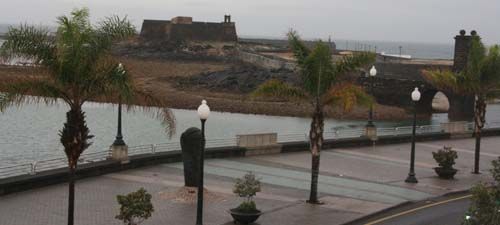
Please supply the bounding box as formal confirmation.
[474,130,482,174]
[473,98,487,174]
[68,167,75,225]
[60,106,92,225]
[308,103,324,204]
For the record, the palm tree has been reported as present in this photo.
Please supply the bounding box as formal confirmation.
[423,35,500,174]
[253,30,375,203]
[0,8,175,225]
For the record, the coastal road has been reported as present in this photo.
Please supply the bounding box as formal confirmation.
[352,194,471,225]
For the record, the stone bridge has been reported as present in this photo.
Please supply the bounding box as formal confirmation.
[358,30,477,120]
[358,72,474,120]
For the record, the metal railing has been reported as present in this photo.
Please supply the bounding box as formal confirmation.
[0,149,111,179]
[376,124,443,136]
[1,121,499,179]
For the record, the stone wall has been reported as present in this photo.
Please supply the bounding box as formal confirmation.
[140,20,169,40]
[237,51,296,70]
[374,62,452,81]
[140,17,237,42]
[167,22,237,42]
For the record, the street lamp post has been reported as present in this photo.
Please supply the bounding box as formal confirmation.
[111,63,128,163]
[365,65,377,140]
[196,100,210,225]
[113,96,126,146]
[405,87,421,183]
[113,63,126,146]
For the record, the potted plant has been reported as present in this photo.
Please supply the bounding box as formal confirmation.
[116,188,154,225]
[432,146,458,179]
[229,172,262,224]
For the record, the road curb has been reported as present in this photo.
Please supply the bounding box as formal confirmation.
[341,201,412,225]
[341,189,471,225]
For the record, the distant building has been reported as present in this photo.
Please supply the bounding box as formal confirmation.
[140,15,237,42]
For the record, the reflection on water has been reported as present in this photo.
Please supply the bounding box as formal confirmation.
[1,100,499,166]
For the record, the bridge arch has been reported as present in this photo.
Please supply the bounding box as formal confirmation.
[431,91,450,112]
[358,76,474,120]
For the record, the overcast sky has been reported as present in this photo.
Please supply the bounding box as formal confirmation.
[1,0,499,44]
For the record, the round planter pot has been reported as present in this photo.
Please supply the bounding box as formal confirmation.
[229,208,262,225]
[434,167,458,179]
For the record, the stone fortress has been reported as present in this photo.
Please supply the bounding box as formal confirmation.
[140,15,238,42]
[137,14,478,119]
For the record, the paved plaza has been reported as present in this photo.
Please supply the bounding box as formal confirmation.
[0,137,499,225]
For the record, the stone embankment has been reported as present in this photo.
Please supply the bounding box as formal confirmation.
[236,50,296,71]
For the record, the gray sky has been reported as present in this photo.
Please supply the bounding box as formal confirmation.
[1,0,499,44]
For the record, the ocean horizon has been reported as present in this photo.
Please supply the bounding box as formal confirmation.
[1,34,454,60]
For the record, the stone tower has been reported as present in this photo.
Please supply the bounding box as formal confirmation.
[453,30,477,72]
[448,30,477,120]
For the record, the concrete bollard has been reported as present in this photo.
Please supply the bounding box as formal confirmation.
[237,133,282,156]
[110,144,129,164]
[441,121,468,133]
[180,127,202,187]
[365,126,378,141]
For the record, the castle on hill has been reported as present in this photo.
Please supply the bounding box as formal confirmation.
[140,15,238,42]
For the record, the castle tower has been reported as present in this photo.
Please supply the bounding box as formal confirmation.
[224,14,232,23]
[448,30,477,120]
[453,30,477,72]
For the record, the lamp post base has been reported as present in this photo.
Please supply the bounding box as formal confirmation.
[110,144,129,163]
[405,173,418,183]
[365,124,378,141]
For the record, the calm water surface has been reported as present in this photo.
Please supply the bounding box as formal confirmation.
[1,100,499,167]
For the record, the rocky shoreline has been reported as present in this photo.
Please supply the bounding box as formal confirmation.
[0,63,414,121]
[0,39,417,121]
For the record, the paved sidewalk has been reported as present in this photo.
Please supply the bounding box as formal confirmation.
[0,137,498,225]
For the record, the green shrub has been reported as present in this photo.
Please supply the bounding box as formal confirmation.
[116,188,154,225]
[236,201,258,213]
[233,172,261,200]
[432,146,458,169]
[463,157,500,225]
[233,172,261,212]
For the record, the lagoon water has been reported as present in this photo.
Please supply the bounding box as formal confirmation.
[0,101,399,166]
[1,99,499,167]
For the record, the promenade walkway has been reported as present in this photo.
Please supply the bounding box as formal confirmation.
[0,136,498,225]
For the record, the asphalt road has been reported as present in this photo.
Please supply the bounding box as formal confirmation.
[358,195,471,225]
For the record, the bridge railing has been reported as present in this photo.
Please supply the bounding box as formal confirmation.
[127,138,239,156]
[1,121,499,179]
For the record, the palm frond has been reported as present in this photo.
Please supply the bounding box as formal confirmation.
[287,30,310,66]
[81,58,132,101]
[252,79,307,100]
[323,82,373,112]
[422,69,462,92]
[0,77,68,107]
[0,92,15,112]
[334,52,376,79]
[0,24,55,65]
[124,87,176,138]
[78,60,175,137]
[481,45,500,94]
[97,15,137,42]
[464,36,486,82]
[301,41,335,96]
